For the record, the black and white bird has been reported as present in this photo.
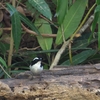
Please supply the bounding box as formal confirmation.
[29,57,43,75]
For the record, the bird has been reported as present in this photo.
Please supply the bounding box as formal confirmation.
[29,57,43,79]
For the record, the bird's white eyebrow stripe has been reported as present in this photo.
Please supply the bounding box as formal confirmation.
[33,57,42,61]
[33,57,39,61]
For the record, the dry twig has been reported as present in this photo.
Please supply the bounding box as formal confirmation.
[50,40,70,69]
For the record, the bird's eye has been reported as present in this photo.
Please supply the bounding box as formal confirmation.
[40,58,42,60]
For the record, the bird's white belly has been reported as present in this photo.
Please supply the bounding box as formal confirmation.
[30,65,43,74]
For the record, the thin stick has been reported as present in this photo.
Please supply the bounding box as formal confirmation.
[0,1,14,67]
[40,15,58,29]
[0,64,11,78]
[61,25,66,43]
[50,40,70,70]
[22,24,57,38]
[8,0,16,66]
[78,15,94,34]
[70,3,96,40]
[8,30,13,66]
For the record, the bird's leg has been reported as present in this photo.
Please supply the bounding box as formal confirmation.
[29,72,34,80]
[38,72,44,81]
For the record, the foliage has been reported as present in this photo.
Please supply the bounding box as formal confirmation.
[35,18,53,58]
[6,3,22,51]
[0,0,99,78]
[56,0,87,45]
[0,57,11,78]
[92,0,100,49]
[28,0,52,20]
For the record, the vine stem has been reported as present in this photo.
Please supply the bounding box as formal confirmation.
[70,3,96,41]
[8,0,16,66]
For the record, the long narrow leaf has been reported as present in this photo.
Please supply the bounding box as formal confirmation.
[19,13,40,34]
[62,50,96,65]
[0,57,8,68]
[28,0,52,20]
[96,0,100,5]
[35,18,53,52]
[92,5,100,33]
[6,3,16,15]
[6,3,21,50]
[56,0,68,25]
[98,15,100,49]
[56,0,87,45]
[92,5,100,49]
[11,12,21,50]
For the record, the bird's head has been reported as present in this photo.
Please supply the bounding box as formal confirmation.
[30,57,43,66]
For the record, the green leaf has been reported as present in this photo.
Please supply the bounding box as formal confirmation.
[56,0,68,25]
[96,0,100,5]
[35,18,53,52]
[55,0,87,45]
[62,50,96,65]
[11,12,21,50]
[73,33,96,50]
[28,0,52,20]
[69,0,73,7]
[98,14,100,49]
[92,5,100,33]
[92,13,99,33]
[92,5,100,49]
[6,3,17,15]
[73,40,89,49]
[0,42,9,54]
[10,70,27,73]
[6,3,21,51]
[0,57,8,68]
[26,1,40,16]
[19,13,40,34]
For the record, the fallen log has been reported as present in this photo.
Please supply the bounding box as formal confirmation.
[0,64,100,100]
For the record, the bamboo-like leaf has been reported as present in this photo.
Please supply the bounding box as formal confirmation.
[92,5,100,49]
[28,0,52,20]
[11,12,21,50]
[0,57,8,68]
[98,15,100,49]
[19,13,40,34]
[35,18,53,52]
[6,3,16,16]
[96,0,100,5]
[6,3,21,50]
[26,1,37,15]
[56,0,87,45]
[92,5,100,33]
[56,0,68,25]
[62,50,96,65]
[0,42,9,54]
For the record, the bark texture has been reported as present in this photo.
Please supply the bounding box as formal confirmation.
[0,64,100,100]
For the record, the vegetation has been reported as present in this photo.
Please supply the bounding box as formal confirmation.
[0,0,100,78]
